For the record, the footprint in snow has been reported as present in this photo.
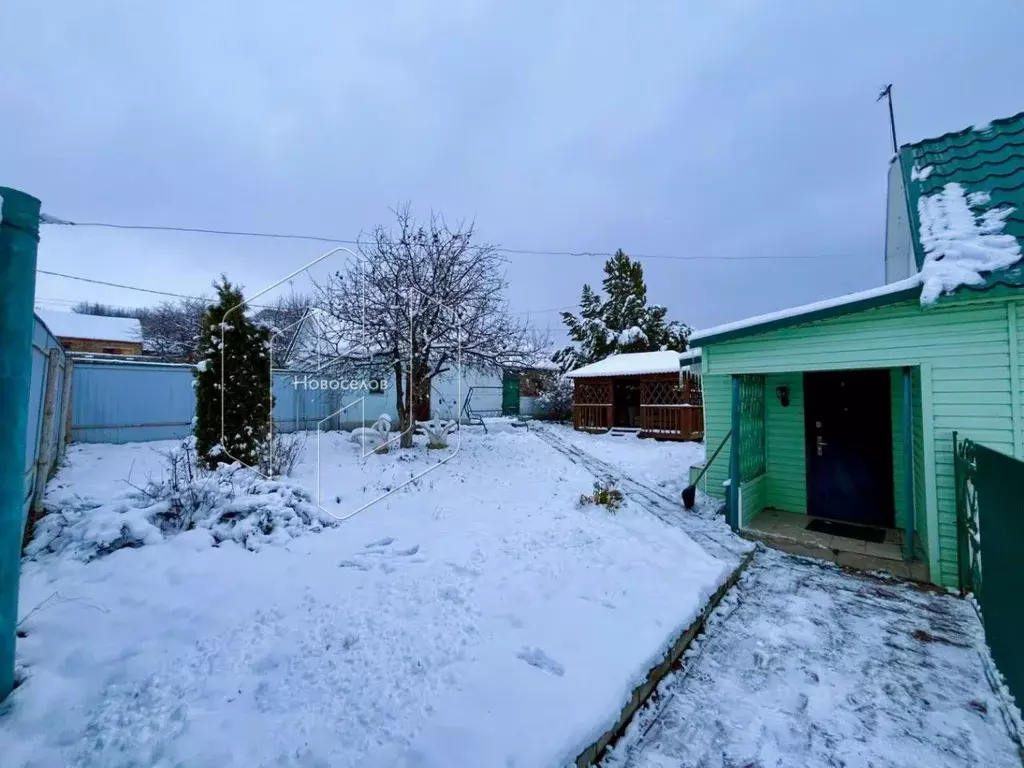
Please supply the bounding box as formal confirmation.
[365,537,396,548]
[338,560,371,571]
[517,647,564,677]
[393,545,420,557]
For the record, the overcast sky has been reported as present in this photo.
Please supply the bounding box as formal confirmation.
[4,1,1023,342]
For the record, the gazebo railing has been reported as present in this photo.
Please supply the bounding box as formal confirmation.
[640,403,704,440]
[572,403,612,432]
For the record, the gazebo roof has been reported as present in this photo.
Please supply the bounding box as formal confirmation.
[565,350,683,379]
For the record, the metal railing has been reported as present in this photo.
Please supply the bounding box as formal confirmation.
[953,432,1023,712]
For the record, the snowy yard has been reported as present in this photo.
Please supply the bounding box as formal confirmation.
[603,548,1024,768]
[1,426,733,767]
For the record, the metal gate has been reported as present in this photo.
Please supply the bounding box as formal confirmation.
[501,372,520,416]
[954,432,1023,711]
[739,375,766,481]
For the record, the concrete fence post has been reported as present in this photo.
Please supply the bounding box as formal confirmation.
[0,186,41,701]
[31,348,62,513]
[57,357,75,460]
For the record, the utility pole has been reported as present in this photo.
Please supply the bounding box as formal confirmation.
[877,84,898,154]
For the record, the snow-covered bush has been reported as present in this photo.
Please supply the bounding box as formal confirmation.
[27,441,335,562]
[578,479,624,512]
[535,377,573,421]
[258,432,306,477]
[422,418,457,449]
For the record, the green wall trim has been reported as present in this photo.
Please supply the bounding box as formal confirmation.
[919,363,942,583]
[691,286,920,347]
[1009,303,1023,458]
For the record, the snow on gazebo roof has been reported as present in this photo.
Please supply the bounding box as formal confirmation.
[565,350,683,379]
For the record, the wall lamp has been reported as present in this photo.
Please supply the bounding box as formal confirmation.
[776,385,790,407]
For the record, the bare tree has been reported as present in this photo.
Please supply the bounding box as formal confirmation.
[139,298,209,362]
[252,292,313,367]
[72,300,205,361]
[312,205,544,447]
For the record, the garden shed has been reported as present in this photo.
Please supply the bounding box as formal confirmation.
[689,111,1024,591]
[566,350,703,440]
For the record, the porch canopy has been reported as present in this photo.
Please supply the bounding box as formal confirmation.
[565,350,703,440]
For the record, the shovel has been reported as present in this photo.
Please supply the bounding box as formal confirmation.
[681,429,732,510]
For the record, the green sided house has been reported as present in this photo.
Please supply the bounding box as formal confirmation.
[689,111,1024,589]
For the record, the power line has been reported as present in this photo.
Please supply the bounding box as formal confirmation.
[35,268,574,316]
[37,269,210,301]
[39,215,857,262]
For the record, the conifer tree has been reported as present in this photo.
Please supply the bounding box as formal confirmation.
[554,250,690,373]
[194,277,272,469]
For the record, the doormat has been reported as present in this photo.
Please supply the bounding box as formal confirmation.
[805,519,886,544]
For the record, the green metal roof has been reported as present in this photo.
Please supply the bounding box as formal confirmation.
[900,110,1024,292]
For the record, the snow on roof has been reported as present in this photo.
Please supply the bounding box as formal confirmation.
[565,350,682,378]
[916,182,1021,304]
[678,347,702,364]
[689,276,922,345]
[36,309,142,343]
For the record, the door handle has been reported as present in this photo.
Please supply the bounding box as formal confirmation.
[816,435,828,456]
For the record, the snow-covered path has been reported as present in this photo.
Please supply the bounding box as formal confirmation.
[603,548,1023,768]
[533,425,748,565]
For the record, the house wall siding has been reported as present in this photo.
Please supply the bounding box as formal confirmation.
[701,374,732,497]
[764,372,806,513]
[702,295,1022,589]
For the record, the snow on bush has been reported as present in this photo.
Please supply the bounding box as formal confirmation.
[27,441,334,562]
[535,377,573,421]
[917,182,1021,304]
[257,431,306,477]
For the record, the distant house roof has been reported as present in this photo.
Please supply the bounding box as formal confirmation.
[36,309,142,344]
[691,111,1024,348]
[565,350,682,378]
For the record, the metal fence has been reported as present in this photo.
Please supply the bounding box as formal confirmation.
[954,433,1023,712]
[67,359,502,444]
[69,360,401,444]
[23,315,73,535]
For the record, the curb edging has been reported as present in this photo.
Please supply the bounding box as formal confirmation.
[574,548,756,767]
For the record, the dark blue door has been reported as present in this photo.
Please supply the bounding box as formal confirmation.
[803,369,895,526]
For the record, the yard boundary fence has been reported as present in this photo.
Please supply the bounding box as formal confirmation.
[22,315,73,541]
[953,432,1023,714]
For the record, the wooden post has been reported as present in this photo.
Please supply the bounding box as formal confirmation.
[902,366,916,561]
[605,380,613,430]
[56,357,74,459]
[728,375,742,530]
[31,348,61,512]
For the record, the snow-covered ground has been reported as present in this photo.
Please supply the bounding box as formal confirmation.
[2,427,733,768]
[603,548,1024,768]
[546,425,705,504]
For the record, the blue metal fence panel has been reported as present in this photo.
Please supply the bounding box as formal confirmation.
[70,363,401,444]
[71,360,196,443]
[24,315,70,528]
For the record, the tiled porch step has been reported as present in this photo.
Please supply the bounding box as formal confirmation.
[742,529,930,582]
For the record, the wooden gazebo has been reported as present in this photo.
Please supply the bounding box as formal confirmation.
[565,350,703,441]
